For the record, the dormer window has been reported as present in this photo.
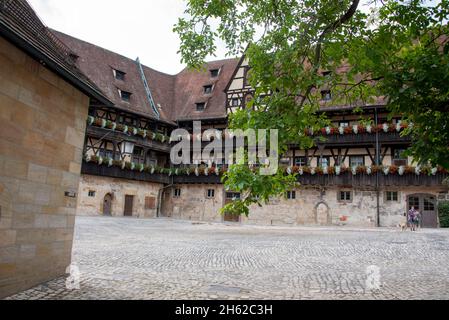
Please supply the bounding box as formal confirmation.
[113,69,126,81]
[204,85,213,94]
[118,89,132,102]
[196,103,206,111]
[321,90,332,101]
[210,69,220,78]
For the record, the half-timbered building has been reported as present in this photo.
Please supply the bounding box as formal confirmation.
[52,32,449,228]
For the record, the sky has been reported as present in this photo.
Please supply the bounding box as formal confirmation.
[27,0,230,75]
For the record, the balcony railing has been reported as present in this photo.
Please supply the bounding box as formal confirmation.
[297,172,448,187]
[86,126,171,153]
[82,160,448,187]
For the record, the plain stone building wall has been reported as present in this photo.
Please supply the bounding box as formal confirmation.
[158,184,448,228]
[0,37,89,298]
[76,175,163,218]
[161,184,224,222]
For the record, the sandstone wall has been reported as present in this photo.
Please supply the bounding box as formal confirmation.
[161,183,448,228]
[77,174,163,218]
[0,37,89,297]
[161,184,224,222]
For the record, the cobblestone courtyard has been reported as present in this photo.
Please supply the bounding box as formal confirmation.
[6,216,449,300]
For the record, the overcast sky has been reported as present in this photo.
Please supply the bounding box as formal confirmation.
[27,0,230,75]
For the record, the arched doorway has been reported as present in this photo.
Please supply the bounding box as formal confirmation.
[103,193,113,216]
[315,202,330,225]
[407,194,438,228]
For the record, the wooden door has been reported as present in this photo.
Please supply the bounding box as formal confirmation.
[408,194,438,228]
[103,194,112,216]
[224,192,241,222]
[124,195,134,217]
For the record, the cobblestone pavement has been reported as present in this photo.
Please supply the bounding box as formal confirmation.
[6,216,449,300]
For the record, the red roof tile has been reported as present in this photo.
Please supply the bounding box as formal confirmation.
[52,30,239,124]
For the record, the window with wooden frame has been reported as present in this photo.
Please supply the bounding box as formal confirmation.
[349,155,365,168]
[113,69,126,81]
[206,189,215,199]
[118,89,132,102]
[231,98,240,107]
[286,191,296,200]
[339,121,350,128]
[203,85,213,94]
[317,156,331,168]
[210,68,220,78]
[338,190,352,202]
[385,191,399,202]
[196,102,206,112]
[294,157,307,167]
[174,188,182,198]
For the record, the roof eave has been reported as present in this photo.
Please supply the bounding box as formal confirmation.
[0,21,113,107]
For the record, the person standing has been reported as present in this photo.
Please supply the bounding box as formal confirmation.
[408,207,417,231]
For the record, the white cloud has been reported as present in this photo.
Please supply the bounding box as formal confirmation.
[27,0,229,74]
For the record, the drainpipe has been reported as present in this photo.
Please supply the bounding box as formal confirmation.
[375,107,381,227]
[156,176,174,218]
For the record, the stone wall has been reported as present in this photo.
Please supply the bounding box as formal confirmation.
[0,37,89,298]
[77,174,163,218]
[161,184,224,222]
[161,183,448,228]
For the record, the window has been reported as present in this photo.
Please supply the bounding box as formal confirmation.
[339,121,350,128]
[318,156,331,168]
[174,188,181,198]
[196,103,206,111]
[349,156,365,168]
[206,189,215,199]
[386,191,399,202]
[424,198,435,211]
[339,191,352,202]
[286,191,296,200]
[210,69,220,78]
[204,85,213,94]
[88,190,96,197]
[226,192,241,200]
[231,98,239,107]
[393,148,408,166]
[321,90,332,101]
[294,157,307,167]
[114,69,126,81]
[409,196,419,210]
[322,71,332,77]
[145,197,156,209]
[119,89,131,102]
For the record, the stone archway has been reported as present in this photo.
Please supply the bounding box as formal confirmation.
[315,202,330,226]
[103,193,113,216]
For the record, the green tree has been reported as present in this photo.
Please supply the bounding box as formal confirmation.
[174,0,449,216]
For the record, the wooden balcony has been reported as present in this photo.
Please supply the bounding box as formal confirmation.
[86,126,171,153]
[297,172,448,187]
[82,161,448,188]
[81,162,170,184]
[313,131,411,147]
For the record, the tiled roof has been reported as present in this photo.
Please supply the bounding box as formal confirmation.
[0,0,110,106]
[52,30,239,124]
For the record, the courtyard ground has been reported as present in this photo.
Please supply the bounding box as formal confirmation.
[6,216,449,300]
